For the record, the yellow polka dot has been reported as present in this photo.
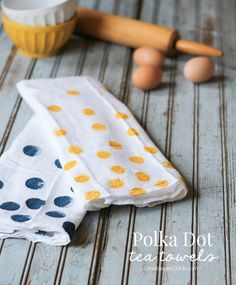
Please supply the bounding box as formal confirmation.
[111,165,125,174]
[83,108,95,116]
[92,123,106,131]
[155,180,169,187]
[109,141,123,150]
[54,129,67,136]
[68,146,83,154]
[64,160,77,171]
[162,161,174,169]
[85,191,101,201]
[115,112,129,119]
[135,172,150,182]
[130,188,146,196]
[109,178,124,188]
[128,128,139,136]
[74,175,90,183]
[129,156,144,164]
[66,90,80,96]
[96,151,112,159]
[47,105,62,112]
[144,146,158,154]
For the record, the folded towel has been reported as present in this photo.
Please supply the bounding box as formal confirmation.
[0,76,187,245]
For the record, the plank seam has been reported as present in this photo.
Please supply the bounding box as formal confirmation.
[156,0,179,282]
[0,46,17,90]
[157,58,177,285]
[216,0,232,283]
[190,0,200,283]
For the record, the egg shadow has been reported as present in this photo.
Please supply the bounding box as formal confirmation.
[154,81,175,91]
[205,75,226,83]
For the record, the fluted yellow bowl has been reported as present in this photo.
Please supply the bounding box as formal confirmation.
[2,13,76,58]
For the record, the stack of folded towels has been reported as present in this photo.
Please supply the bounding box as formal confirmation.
[0,76,187,245]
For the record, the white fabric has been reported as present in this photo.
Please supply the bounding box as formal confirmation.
[0,76,187,245]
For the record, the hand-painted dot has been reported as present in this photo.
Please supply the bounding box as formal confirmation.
[130,188,146,196]
[115,112,129,119]
[129,156,144,164]
[54,129,67,136]
[111,165,125,174]
[55,159,62,169]
[109,141,123,150]
[64,160,77,171]
[128,128,139,136]
[0,180,4,189]
[66,90,80,96]
[144,146,158,154]
[26,198,45,209]
[83,108,95,116]
[11,215,31,222]
[85,191,101,201]
[162,161,174,169]
[47,105,62,112]
[45,211,65,218]
[54,196,73,208]
[155,180,169,187]
[70,187,74,192]
[68,146,83,154]
[23,145,41,157]
[25,177,45,190]
[35,230,54,237]
[96,151,112,159]
[0,201,20,211]
[92,123,106,131]
[109,178,124,188]
[135,172,150,182]
[63,221,76,240]
[74,175,90,183]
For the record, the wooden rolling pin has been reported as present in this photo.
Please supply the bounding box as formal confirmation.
[76,7,223,57]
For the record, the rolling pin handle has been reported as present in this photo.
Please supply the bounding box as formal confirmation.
[175,39,223,57]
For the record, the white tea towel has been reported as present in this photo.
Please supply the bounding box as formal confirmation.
[0,76,187,245]
[0,115,86,245]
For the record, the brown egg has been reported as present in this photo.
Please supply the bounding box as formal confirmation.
[183,57,214,83]
[133,47,165,67]
[132,65,163,91]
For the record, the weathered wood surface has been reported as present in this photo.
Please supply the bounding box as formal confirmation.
[0,0,235,284]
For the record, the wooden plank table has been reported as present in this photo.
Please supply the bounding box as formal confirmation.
[0,0,235,284]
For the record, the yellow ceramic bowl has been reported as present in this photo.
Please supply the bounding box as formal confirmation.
[2,13,76,58]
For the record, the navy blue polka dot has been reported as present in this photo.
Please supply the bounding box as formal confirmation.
[45,211,65,218]
[26,198,45,210]
[54,196,73,208]
[70,187,74,193]
[55,159,62,169]
[0,180,4,189]
[11,214,31,222]
[25,177,45,190]
[63,221,76,239]
[0,201,20,211]
[35,230,54,237]
[23,145,41,157]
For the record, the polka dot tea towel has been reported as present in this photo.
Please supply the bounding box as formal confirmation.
[0,114,86,245]
[0,76,188,245]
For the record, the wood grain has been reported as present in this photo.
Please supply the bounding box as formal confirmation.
[0,0,235,284]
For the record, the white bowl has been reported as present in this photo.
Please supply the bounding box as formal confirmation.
[1,0,76,26]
